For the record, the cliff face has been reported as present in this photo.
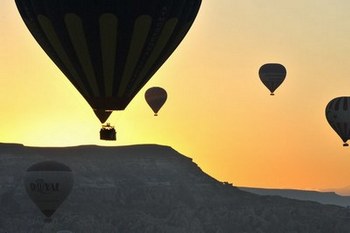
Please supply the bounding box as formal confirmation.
[1,143,350,233]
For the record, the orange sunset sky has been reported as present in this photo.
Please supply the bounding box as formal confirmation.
[2,0,350,194]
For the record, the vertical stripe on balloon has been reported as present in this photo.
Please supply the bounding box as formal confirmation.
[65,14,100,97]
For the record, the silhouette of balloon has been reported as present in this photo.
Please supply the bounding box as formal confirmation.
[24,161,73,221]
[326,97,350,146]
[15,0,202,125]
[259,63,286,95]
[145,87,167,116]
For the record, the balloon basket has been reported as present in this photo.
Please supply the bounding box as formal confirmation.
[270,93,275,96]
[100,123,116,141]
[343,143,349,147]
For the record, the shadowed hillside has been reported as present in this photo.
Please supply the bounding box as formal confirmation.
[1,143,350,233]
[239,187,350,207]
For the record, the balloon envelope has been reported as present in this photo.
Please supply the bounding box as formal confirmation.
[15,0,201,123]
[145,87,167,116]
[259,63,286,95]
[24,161,73,218]
[325,96,350,146]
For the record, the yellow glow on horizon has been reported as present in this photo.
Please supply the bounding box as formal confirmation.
[3,0,350,193]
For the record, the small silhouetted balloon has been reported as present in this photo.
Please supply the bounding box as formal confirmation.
[325,97,350,146]
[259,63,286,95]
[145,87,167,116]
[15,0,201,123]
[24,161,73,218]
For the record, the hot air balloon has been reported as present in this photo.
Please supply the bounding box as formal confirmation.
[259,63,286,95]
[325,97,350,146]
[24,161,73,222]
[145,87,167,116]
[15,0,201,140]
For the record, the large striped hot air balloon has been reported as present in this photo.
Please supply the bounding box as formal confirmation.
[259,63,286,95]
[15,0,201,140]
[325,97,350,147]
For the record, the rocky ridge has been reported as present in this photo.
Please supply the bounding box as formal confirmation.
[0,143,350,233]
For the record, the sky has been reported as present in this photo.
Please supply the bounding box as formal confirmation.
[2,0,350,194]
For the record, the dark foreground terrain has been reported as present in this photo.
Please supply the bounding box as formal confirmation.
[1,143,350,233]
[240,187,350,207]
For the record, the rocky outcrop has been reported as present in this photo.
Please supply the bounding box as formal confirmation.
[0,143,350,233]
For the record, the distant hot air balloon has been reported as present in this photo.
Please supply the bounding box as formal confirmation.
[145,87,167,116]
[24,161,73,222]
[15,0,202,140]
[259,63,286,95]
[325,97,350,147]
